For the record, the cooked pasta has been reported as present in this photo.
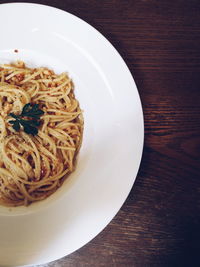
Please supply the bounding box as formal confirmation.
[0,61,83,206]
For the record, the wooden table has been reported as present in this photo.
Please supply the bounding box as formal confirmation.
[2,0,200,266]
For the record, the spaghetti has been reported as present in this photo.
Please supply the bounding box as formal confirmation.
[0,61,83,206]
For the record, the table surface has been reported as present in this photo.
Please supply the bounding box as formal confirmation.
[1,0,200,266]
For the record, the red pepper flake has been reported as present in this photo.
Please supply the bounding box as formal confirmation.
[41,165,47,178]
[16,73,24,82]
[14,49,18,53]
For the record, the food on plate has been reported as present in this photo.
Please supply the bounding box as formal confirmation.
[0,61,83,206]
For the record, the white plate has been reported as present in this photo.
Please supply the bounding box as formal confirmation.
[0,3,144,266]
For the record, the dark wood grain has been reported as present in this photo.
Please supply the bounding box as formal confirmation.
[1,0,200,266]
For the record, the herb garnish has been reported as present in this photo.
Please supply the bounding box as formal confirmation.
[9,103,44,135]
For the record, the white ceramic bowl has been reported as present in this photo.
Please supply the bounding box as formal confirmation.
[0,3,144,266]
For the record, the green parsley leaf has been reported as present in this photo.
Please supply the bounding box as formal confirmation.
[8,103,44,135]
[21,103,44,118]
[12,121,20,132]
